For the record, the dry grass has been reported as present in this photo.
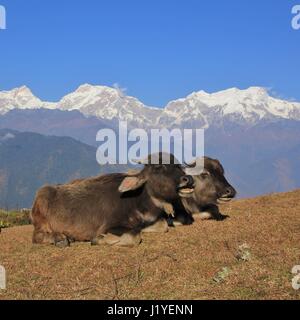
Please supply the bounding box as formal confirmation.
[1,190,300,300]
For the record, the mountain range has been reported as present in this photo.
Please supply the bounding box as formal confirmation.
[1,84,300,127]
[0,84,300,208]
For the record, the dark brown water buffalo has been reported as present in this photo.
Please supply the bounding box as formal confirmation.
[169,157,236,225]
[31,153,194,247]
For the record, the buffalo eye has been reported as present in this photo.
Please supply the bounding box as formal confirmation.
[149,165,165,174]
[200,172,210,179]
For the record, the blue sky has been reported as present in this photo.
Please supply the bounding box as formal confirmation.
[0,0,299,107]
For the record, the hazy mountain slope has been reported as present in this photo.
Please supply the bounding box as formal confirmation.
[0,109,116,146]
[205,120,300,197]
[0,130,111,209]
[243,143,300,196]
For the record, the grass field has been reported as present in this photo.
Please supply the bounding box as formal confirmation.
[0,190,300,300]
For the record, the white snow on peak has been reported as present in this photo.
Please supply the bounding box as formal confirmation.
[165,86,300,123]
[56,83,160,125]
[0,85,300,126]
[58,83,124,111]
[0,86,55,115]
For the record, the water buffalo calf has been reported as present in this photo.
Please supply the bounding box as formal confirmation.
[170,157,236,225]
[31,155,194,247]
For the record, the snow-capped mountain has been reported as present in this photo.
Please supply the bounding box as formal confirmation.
[1,84,300,128]
[162,87,300,127]
[0,86,55,115]
[57,84,161,127]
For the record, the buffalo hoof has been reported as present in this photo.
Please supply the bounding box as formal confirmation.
[194,211,229,221]
[55,238,70,248]
[200,212,214,220]
[215,214,229,221]
[167,217,175,227]
[193,212,212,220]
[173,221,184,227]
[170,214,194,227]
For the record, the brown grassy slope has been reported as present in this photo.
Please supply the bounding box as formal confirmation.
[0,190,300,300]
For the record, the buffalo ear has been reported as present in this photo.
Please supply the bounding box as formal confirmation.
[118,176,147,193]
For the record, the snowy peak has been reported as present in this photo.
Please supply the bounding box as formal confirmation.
[57,84,160,125]
[10,85,35,97]
[0,86,55,115]
[58,83,123,111]
[0,85,41,107]
[183,86,269,112]
[165,86,300,125]
[1,85,300,127]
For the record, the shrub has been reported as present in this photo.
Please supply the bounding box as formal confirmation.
[0,210,32,229]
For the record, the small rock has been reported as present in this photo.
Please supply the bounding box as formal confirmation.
[236,243,251,261]
[213,267,231,283]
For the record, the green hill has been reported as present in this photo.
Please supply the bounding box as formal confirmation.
[0,129,121,209]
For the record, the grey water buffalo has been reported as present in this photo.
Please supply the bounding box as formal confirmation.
[169,157,236,225]
[31,153,194,247]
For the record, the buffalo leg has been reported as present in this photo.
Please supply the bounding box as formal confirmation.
[172,212,194,227]
[113,232,142,247]
[92,229,142,247]
[54,233,70,248]
[142,219,169,233]
[194,211,213,220]
[32,229,55,245]
[196,205,228,221]
[91,235,106,246]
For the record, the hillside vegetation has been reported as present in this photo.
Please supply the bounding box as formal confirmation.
[0,190,300,300]
[0,209,31,229]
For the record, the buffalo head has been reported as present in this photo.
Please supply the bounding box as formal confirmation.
[118,153,195,202]
[182,157,236,209]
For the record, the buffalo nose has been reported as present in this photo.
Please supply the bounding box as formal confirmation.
[225,187,236,198]
[179,175,194,188]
